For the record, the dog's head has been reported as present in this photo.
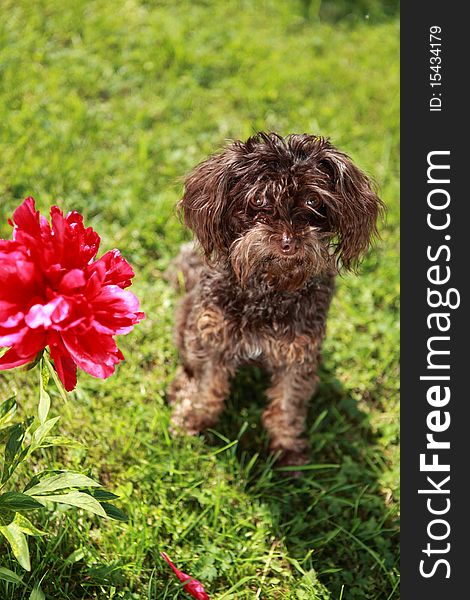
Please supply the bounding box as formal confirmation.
[179,132,384,291]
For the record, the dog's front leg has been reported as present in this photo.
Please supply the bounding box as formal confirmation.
[170,360,233,435]
[262,362,318,467]
[170,304,234,435]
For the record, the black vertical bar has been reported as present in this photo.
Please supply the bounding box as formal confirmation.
[401,4,467,598]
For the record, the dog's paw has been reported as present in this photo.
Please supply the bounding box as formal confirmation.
[169,408,203,437]
[170,406,217,437]
[271,440,310,477]
[277,453,309,478]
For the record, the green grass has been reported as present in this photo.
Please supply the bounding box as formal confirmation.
[0,0,399,598]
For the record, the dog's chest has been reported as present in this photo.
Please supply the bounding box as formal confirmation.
[223,278,331,328]
[200,274,333,365]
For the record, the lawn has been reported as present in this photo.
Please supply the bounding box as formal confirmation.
[0,1,399,598]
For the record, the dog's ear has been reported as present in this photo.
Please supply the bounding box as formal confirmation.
[178,148,239,261]
[319,147,385,270]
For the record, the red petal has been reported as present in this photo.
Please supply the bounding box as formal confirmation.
[50,207,101,269]
[49,339,77,391]
[0,307,24,329]
[24,297,71,329]
[11,198,53,264]
[161,553,210,600]
[61,330,123,379]
[0,346,38,370]
[90,249,135,289]
[12,197,43,241]
[15,329,47,357]
[91,285,144,335]
[59,269,86,292]
[0,325,27,346]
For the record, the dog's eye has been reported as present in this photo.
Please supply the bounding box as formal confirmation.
[250,196,268,209]
[305,197,320,208]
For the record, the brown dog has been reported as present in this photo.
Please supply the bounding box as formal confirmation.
[168,132,383,466]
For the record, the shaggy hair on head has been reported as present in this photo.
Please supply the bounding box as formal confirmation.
[167,132,384,467]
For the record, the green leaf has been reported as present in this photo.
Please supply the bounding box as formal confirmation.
[25,473,101,496]
[14,513,47,536]
[40,357,50,389]
[4,424,24,463]
[0,521,31,570]
[38,386,50,426]
[100,502,128,522]
[29,584,45,600]
[38,388,51,425]
[32,491,107,518]
[89,489,119,501]
[44,354,68,402]
[64,547,86,564]
[2,423,25,484]
[37,358,51,424]
[36,435,82,448]
[0,492,44,511]
[0,423,16,445]
[0,507,15,526]
[0,566,24,585]
[0,395,17,426]
[31,417,60,448]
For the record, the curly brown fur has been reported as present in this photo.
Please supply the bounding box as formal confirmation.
[168,132,384,467]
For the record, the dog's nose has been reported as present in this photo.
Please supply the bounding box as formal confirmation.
[280,233,298,256]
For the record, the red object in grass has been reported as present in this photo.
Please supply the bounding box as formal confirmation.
[0,197,144,390]
[161,552,210,600]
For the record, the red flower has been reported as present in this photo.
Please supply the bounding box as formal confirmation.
[161,552,210,600]
[0,197,144,390]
